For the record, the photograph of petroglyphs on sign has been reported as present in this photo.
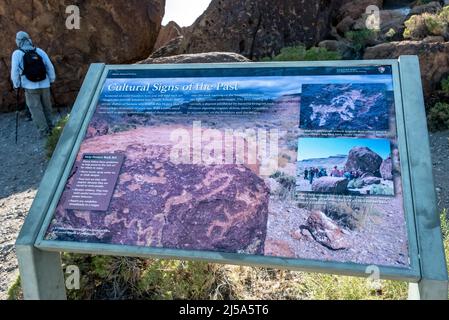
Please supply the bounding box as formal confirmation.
[45,69,410,268]
[300,83,391,131]
[296,138,395,196]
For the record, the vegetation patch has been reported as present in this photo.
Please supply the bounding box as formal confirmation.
[262,45,341,62]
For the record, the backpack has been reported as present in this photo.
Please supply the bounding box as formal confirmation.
[20,49,47,82]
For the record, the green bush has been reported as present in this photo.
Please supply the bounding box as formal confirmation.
[427,102,449,132]
[345,29,378,52]
[264,45,341,61]
[404,9,449,40]
[45,115,69,158]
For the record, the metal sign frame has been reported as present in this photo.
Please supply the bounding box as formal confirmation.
[15,56,448,300]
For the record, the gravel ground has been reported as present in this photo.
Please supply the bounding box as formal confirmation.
[0,112,49,300]
[429,130,449,213]
[0,111,447,300]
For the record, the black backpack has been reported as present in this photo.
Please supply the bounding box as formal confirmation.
[20,48,47,82]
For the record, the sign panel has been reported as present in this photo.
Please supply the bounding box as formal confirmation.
[43,65,412,270]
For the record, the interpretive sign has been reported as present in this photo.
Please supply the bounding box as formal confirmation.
[16,58,448,300]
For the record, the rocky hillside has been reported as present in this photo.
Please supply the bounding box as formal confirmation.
[159,0,349,60]
[0,0,165,112]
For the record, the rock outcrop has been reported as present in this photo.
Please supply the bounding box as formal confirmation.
[380,157,393,180]
[154,21,183,51]
[312,177,349,194]
[301,211,350,251]
[364,41,449,96]
[175,0,345,60]
[139,52,250,64]
[0,0,165,112]
[345,147,383,176]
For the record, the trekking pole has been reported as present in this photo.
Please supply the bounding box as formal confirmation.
[15,88,20,144]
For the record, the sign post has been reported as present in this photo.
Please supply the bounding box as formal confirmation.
[16,57,448,300]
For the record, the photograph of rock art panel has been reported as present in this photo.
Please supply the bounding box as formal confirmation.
[45,76,302,256]
[299,83,391,131]
[296,138,395,196]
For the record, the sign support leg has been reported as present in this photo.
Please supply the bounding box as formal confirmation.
[408,280,448,300]
[16,245,67,300]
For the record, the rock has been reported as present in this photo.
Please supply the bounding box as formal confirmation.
[264,239,295,257]
[380,157,393,180]
[364,41,449,97]
[423,35,446,43]
[318,40,354,59]
[47,126,270,254]
[150,36,184,59]
[409,1,442,16]
[139,52,250,64]
[337,0,383,20]
[345,147,383,176]
[0,0,165,112]
[153,21,183,51]
[312,177,349,194]
[336,16,356,35]
[301,211,350,251]
[356,176,382,187]
[177,0,344,60]
[353,9,408,35]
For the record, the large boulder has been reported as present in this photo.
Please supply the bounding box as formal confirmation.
[312,177,349,194]
[380,157,393,180]
[153,21,183,51]
[337,0,383,21]
[344,146,383,176]
[301,211,350,251]
[139,52,250,64]
[364,41,449,96]
[176,0,345,60]
[0,0,165,112]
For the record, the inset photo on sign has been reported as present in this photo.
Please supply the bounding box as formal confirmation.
[296,137,395,196]
[299,83,391,131]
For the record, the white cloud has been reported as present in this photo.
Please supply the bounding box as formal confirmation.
[162,0,212,27]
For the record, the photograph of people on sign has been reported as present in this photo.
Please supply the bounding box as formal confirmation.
[45,66,410,269]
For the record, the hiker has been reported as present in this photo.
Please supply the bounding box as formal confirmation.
[309,168,315,185]
[330,166,340,177]
[11,31,56,136]
[304,169,309,180]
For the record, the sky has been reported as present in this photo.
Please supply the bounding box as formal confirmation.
[162,0,212,27]
[297,138,391,161]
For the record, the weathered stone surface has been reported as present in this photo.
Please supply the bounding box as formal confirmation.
[301,211,350,251]
[318,40,354,59]
[154,21,183,51]
[380,157,393,180]
[139,52,250,64]
[177,0,344,60]
[345,147,383,176]
[312,177,349,194]
[364,41,449,96]
[409,1,442,16]
[0,0,165,112]
[337,0,383,20]
[150,36,184,59]
[47,126,270,254]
